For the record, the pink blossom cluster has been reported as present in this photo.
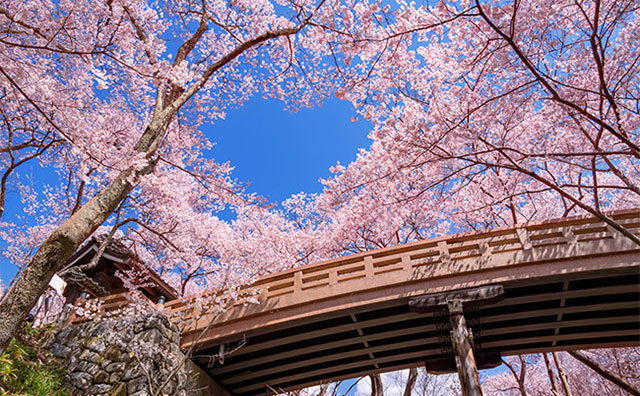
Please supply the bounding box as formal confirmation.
[482,351,640,396]
[0,0,638,313]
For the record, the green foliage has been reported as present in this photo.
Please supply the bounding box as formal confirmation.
[0,324,69,396]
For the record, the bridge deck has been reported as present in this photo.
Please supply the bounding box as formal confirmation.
[166,211,640,396]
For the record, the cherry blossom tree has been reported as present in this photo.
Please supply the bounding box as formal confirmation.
[0,0,401,353]
[297,350,639,396]
[482,349,640,396]
[1,0,638,368]
[319,0,640,252]
[481,355,551,396]
[0,100,62,220]
[307,0,640,388]
[567,349,640,395]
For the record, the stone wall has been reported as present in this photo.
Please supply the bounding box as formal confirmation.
[45,312,225,396]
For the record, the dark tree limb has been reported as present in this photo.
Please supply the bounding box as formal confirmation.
[568,350,640,396]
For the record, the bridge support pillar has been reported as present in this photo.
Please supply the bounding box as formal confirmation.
[410,285,503,396]
[448,299,483,396]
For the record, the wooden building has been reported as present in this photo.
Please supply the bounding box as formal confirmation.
[58,236,178,307]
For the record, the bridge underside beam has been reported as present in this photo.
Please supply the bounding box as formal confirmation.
[194,267,640,396]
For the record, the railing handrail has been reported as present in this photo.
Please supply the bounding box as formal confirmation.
[69,291,160,325]
[166,209,640,318]
[257,208,638,280]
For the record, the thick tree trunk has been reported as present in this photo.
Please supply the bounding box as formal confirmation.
[0,117,169,353]
[568,350,640,396]
[0,172,133,352]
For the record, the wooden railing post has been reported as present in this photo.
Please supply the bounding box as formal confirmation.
[293,271,302,293]
[364,255,374,278]
[328,268,338,285]
[437,241,451,265]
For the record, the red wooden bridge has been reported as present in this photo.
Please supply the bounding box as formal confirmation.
[161,210,640,396]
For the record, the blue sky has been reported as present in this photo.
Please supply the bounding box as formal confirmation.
[210,96,370,204]
[0,95,370,285]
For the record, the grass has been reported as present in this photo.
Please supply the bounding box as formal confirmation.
[0,324,69,396]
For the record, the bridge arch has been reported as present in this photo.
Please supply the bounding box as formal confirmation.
[166,210,640,396]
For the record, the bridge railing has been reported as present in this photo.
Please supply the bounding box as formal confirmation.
[69,291,160,325]
[166,210,640,333]
[254,211,638,300]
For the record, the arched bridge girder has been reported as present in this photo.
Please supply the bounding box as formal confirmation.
[166,210,640,396]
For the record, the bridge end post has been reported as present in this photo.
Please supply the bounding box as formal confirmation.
[448,299,483,396]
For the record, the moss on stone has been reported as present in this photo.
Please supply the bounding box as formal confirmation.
[104,345,122,362]
[108,381,127,396]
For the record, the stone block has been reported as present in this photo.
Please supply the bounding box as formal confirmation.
[128,377,148,394]
[108,381,127,396]
[47,342,71,358]
[47,312,213,396]
[87,336,108,353]
[122,351,133,362]
[104,345,122,362]
[76,360,100,375]
[79,349,101,363]
[68,371,92,389]
[89,383,112,394]
[140,328,164,345]
[94,370,110,383]
[129,391,150,396]
[105,362,126,373]
[68,354,79,370]
[122,364,144,381]
[109,371,122,383]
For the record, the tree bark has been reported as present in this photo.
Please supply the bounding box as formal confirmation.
[370,373,384,396]
[502,356,528,396]
[543,353,560,396]
[552,352,573,396]
[568,350,640,396]
[403,367,418,396]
